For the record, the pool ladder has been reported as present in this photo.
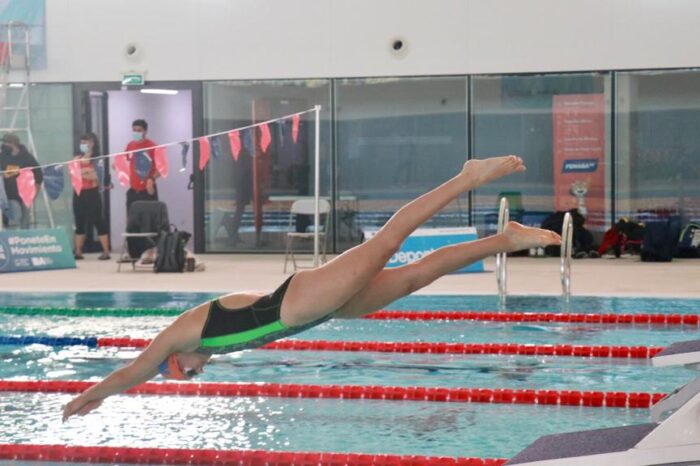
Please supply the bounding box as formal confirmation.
[495,198,573,306]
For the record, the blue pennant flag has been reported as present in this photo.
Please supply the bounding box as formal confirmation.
[42,165,65,200]
[95,159,106,191]
[210,135,222,159]
[179,142,190,172]
[0,175,8,214]
[242,128,255,156]
[134,151,153,181]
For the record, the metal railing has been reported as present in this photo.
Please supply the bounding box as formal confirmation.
[560,212,573,299]
[496,197,509,307]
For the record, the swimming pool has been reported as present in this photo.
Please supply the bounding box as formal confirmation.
[1,293,699,462]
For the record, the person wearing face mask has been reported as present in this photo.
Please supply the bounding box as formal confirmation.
[72,133,110,260]
[0,132,43,229]
[125,119,159,211]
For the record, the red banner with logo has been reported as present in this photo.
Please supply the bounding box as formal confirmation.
[553,94,606,228]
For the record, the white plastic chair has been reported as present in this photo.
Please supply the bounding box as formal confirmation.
[284,199,331,273]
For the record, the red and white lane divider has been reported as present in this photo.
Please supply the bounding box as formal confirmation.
[0,380,665,408]
[0,444,507,465]
[365,310,700,326]
[97,337,664,359]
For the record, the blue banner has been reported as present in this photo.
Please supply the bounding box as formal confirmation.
[0,228,75,273]
[365,227,484,273]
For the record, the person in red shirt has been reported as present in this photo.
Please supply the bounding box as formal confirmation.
[125,119,159,211]
[72,132,110,260]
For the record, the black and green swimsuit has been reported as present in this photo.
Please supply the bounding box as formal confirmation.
[198,275,331,354]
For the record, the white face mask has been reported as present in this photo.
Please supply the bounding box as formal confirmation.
[79,143,89,154]
[132,131,144,141]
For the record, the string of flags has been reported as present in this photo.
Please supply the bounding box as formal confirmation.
[0,107,316,208]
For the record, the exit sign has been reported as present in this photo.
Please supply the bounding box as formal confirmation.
[122,73,145,86]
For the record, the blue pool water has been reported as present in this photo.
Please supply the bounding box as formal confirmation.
[1,292,699,460]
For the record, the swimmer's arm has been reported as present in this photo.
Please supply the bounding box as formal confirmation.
[62,316,192,421]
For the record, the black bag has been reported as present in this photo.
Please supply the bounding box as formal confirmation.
[641,219,681,262]
[676,222,700,258]
[154,228,191,273]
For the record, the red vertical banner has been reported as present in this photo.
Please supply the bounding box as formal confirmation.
[113,153,131,187]
[68,160,83,195]
[198,137,211,171]
[154,147,169,178]
[553,94,606,228]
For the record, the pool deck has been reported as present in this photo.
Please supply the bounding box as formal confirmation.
[0,254,698,298]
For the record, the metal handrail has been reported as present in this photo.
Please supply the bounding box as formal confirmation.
[496,197,509,307]
[560,212,573,299]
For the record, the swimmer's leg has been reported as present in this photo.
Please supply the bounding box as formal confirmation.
[281,156,526,326]
[334,222,560,318]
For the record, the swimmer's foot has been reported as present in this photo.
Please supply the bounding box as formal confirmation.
[460,155,526,189]
[502,221,561,252]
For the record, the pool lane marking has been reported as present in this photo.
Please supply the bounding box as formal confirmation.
[0,335,665,359]
[0,379,665,408]
[1,307,698,327]
[0,443,507,466]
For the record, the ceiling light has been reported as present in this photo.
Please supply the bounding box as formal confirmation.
[140,89,178,95]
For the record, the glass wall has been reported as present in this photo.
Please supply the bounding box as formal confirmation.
[472,73,612,236]
[616,70,700,223]
[335,77,468,250]
[203,80,332,252]
[1,84,74,235]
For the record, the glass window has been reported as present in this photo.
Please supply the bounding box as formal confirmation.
[616,70,700,223]
[335,77,468,251]
[203,80,332,252]
[1,84,73,235]
[472,73,612,236]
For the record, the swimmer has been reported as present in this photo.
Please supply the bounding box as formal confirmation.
[62,155,560,421]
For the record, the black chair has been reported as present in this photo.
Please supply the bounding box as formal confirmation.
[118,201,170,271]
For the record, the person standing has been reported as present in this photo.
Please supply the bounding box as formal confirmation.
[72,132,110,260]
[125,119,159,211]
[0,132,43,229]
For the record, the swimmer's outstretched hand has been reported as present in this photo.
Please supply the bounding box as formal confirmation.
[62,396,103,422]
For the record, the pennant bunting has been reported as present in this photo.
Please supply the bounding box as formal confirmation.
[179,142,190,172]
[42,165,65,200]
[198,137,210,171]
[228,131,241,161]
[292,114,300,143]
[134,151,153,181]
[210,135,222,159]
[113,153,131,187]
[68,160,83,196]
[17,169,36,208]
[154,147,169,178]
[259,123,271,153]
[242,128,255,156]
[95,159,105,191]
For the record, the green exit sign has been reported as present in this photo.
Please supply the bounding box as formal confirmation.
[122,73,145,86]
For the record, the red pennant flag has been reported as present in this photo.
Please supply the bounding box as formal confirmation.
[17,169,36,208]
[68,160,83,196]
[113,153,130,187]
[154,147,169,178]
[259,123,271,153]
[198,137,210,171]
[292,114,300,143]
[228,131,241,161]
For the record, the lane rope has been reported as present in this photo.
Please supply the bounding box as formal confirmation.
[0,443,508,465]
[0,335,665,359]
[0,380,665,408]
[1,306,697,326]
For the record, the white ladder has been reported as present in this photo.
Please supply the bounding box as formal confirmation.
[0,21,54,230]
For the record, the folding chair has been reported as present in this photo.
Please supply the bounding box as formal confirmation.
[118,201,169,272]
[283,199,331,273]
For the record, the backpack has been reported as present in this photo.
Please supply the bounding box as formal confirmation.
[641,219,681,262]
[154,228,191,273]
[676,223,700,258]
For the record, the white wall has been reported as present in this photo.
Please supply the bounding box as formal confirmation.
[106,90,193,249]
[30,0,700,83]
